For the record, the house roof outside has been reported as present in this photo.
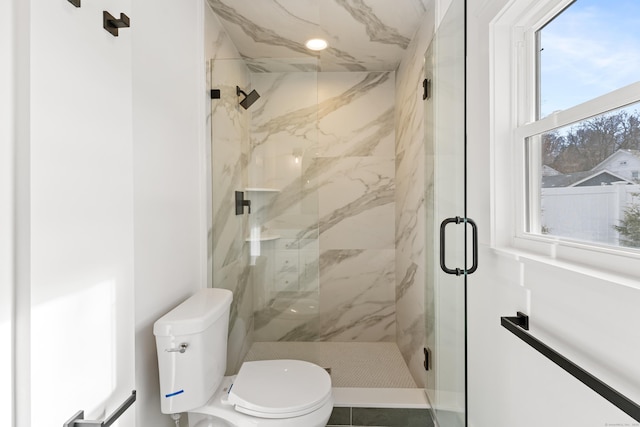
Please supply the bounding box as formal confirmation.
[541,165,561,176]
[591,149,640,172]
[542,169,633,188]
[543,149,640,188]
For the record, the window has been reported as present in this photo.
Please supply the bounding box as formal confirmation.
[536,0,640,118]
[520,0,640,251]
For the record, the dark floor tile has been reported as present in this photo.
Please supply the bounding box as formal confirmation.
[352,407,433,427]
[327,407,351,425]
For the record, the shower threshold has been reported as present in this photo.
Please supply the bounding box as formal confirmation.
[243,341,430,409]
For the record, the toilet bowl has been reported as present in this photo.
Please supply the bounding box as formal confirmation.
[153,288,333,427]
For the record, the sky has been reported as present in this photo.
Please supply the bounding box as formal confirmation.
[539,0,640,117]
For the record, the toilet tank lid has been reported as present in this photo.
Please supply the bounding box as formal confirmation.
[153,288,233,337]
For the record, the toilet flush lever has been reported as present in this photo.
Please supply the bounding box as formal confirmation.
[166,343,188,354]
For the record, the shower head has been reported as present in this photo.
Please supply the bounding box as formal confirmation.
[236,86,260,110]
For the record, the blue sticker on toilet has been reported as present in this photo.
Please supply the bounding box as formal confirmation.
[165,389,184,398]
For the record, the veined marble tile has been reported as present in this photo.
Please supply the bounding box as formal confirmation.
[253,292,321,342]
[396,149,426,257]
[215,257,253,374]
[245,58,321,73]
[394,8,434,388]
[206,0,431,72]
[395,5,433,153]
[249,254,273,312]
[247,72,323,257]
[317,72,395,158]
[205,10,246,286]
[205,5,245,62]
[227,314,253,375]
[208,41,254,373]
[395,257,426,389]
[214,258,252,331]
[249,72,318,190]
[211,61,251,275]
[211,71,250,275]
[253,249,395,342]
[317,157,395,250]
[317,249,396,341]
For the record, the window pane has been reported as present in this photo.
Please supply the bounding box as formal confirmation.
[528,103,640,248]
[537,0,640,118]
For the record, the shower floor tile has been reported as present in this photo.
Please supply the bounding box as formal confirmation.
[243,342,417,388]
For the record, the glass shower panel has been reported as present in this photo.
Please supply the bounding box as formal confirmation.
[209,58,253,291]
[209,58,253,374]
[210,57,321,370]
[425,0,467,426]
[244,64,321,343]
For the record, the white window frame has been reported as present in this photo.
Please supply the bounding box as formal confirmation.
[490,0,640,282]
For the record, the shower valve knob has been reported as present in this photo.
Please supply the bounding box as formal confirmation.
[235,191,251,215]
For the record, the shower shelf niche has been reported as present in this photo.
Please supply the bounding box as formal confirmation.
[244,187,281,193]
[245,234,281,242]
[244,187,280,242]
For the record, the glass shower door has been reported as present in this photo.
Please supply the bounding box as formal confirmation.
[425,1,471,426]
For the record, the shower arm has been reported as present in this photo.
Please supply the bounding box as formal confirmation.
[236,86,248,98]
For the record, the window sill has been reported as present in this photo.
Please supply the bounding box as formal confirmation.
[491,242,640,291]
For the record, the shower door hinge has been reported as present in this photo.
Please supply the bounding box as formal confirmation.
[423,347,431,371]
[423,78,431,100]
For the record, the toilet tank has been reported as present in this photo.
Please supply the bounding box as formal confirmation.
[153,288,233,414]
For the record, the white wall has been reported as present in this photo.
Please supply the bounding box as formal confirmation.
[467,1,640,426]
[6,0,208,426]
[0,0,19,424]
[27,0,136,426]
[132,0,207,426]
[10,0,30,424]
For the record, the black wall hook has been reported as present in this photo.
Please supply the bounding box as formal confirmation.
[67,0,81,7]
[103,11,130,37]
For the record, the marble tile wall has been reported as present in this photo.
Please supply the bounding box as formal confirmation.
[249,71,397,343]
[206,0,431,72]
[316,71,396,342]
[394,12,435,388]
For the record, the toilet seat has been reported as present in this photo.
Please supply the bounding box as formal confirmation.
[225,360,332,419]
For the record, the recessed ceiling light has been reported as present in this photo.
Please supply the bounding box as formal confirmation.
[305,38,328,51]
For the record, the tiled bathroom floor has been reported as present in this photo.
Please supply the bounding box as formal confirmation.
[244,341,417,388]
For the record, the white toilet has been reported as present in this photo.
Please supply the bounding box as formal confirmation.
[153,288,333,427]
